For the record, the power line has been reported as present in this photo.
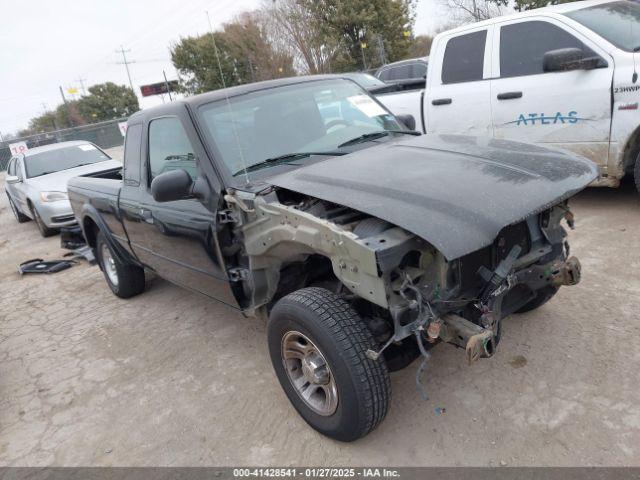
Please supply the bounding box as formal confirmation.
[115,45,136,93]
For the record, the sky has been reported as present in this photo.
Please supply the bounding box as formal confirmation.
[0,0,450,137]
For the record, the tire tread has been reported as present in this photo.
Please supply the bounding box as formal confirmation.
[276,287,391,439]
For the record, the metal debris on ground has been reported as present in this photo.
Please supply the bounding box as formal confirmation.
[18,258,76,275]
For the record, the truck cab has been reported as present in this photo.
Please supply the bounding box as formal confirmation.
[378,0,640,189]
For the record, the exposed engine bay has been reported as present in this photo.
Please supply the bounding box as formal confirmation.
[220,186,581,382]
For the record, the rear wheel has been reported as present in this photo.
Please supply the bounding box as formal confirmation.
[267,287,391,442]
[7,194,30,223]
[30,203,57,237]
[96,231,145,298]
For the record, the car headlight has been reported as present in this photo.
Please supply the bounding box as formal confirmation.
[39,191,68,202]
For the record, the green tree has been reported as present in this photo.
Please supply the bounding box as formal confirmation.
[76,82,139,121]
[171,13,295,95]
[302,0,416,71]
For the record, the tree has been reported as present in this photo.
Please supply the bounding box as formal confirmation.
[408,35,433,58]
[171,13,295,95]
[487,0,579,13]
[445,0,505,23]
[76,82,139,121]
[261,0,336,74]
[302,0,416,72]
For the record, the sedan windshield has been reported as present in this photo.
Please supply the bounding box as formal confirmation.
[197,79,404,179]
[564,1,640,52]
[24,144,110,178]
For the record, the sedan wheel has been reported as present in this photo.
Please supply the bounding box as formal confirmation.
[31,205,57,237]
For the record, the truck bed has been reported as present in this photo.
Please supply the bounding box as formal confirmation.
[67,169,123,237]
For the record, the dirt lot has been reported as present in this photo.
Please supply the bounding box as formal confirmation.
[1,168,639,467]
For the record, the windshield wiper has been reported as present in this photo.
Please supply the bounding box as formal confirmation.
[232,151,345,177]
[338,129,421,148]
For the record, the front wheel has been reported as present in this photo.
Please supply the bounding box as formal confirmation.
[267,287,391,442]
[96,231,145,298]
[30,204,57,237]
[515,285,559,313]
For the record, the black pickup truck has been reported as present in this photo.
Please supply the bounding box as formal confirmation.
[68,75,597,441]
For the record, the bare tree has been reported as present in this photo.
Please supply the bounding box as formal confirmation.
[260,0,336,74]
[444,0,505,23]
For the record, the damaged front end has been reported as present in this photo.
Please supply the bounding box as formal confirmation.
[221,185,581,387]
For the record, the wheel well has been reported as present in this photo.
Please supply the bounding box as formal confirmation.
[623,125,640,173]
[83,217,99,248]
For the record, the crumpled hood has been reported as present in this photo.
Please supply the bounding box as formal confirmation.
[27,159,122,192]
[268,134,598,260]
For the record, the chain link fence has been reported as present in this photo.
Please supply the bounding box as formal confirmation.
[0,118,127,171]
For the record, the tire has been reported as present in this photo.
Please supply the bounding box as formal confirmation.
[634,152,640,195]
[30,203,57,237]
[6,194,30,223]
[268,287,391,442]
[515,285,559,313]
[96,231,145,299]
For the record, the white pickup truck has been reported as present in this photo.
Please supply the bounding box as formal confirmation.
[377,0,640,190]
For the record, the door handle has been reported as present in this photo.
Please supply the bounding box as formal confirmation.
[432,98,452,106]
[497,91,523,100]
[139,208,153,223]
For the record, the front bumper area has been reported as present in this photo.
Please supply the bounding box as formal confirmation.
[440,255,582,363]
[36,200,77,228]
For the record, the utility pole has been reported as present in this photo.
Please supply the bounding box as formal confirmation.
[116,45,135,93]
[76,76,87,95]
[163,70,173,101]
[376,35,387,66]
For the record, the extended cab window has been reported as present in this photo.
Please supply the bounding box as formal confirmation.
[500,21,593,77]
[148,117,198,183]
[123,124,142,184]
[441,30,487,84]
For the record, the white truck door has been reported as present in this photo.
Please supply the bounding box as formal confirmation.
[425,26,493,136]
[490,18,613,168]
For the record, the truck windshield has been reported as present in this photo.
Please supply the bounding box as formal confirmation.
[197,79,403,179]
[24,144,110,178]
[564,1,640,52]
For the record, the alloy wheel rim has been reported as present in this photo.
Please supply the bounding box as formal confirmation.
[281,330,338,416]
[101,243,119,286]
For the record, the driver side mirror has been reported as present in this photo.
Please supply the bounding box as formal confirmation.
[6,175,21,185]
[543,48,608,73]
[397,114,416,131]
[151,169,194,202]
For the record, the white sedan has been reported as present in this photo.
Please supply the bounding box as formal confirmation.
[4,140,121,237]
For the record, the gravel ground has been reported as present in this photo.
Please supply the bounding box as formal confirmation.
[1,170,639,467]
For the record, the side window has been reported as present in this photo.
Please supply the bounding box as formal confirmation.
[500,21,593,78]
[412,63,427,79]
[377,69,391,82]
[123,123,142,184]
[148,117,198,184]
[441,30,487,84]
[390,65,411,80]
[15,158,24,180]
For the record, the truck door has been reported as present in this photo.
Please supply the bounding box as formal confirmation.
[424,26,493,136]
[490,18,613,168]
[120,110,238,308]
